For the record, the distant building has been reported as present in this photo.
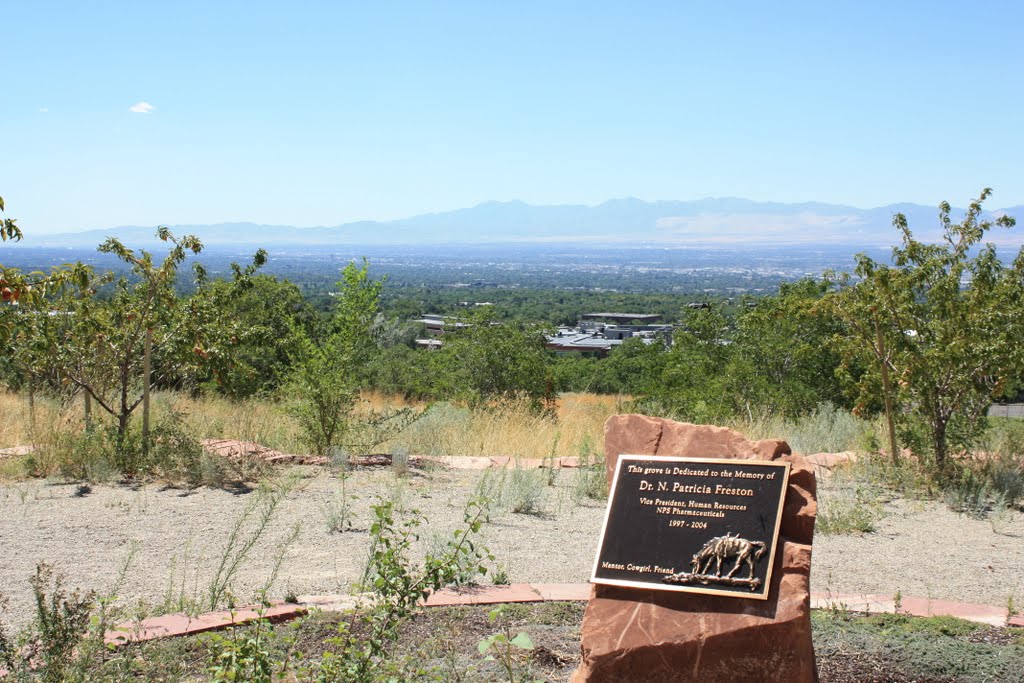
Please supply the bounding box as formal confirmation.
[546,317,673,357]
[414,338,443,351]
[581,312,663,324]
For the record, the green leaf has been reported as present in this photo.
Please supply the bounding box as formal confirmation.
[510,632,534,649]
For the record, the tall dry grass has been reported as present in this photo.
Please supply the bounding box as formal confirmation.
[0,390,77,447]
[0,389,624,461]
[1,388,877,463]
[386,393,625,460]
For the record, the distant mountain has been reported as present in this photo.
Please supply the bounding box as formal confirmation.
[18,198,1024,248]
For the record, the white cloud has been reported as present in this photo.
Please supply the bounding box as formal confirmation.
[39,106,49,113]
[129,101,155,114]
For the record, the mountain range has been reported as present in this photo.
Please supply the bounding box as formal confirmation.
[18,197,1024,249]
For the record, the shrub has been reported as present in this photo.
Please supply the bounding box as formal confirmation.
[505,466,546,515]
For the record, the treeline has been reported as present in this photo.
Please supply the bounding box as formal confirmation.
[3,189,1024,474]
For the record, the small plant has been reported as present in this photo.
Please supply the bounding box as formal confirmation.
[506,465,546,515]
[206,613,275,683]
[544,430,560,486]
[893,589,903,614]
[572,453,608,504]
[324,495,493,681]
[491,563,511,586]
[477,605,540,683]
[322,463,358,533]
[207,477,295,610]
[0,564,96,680]
[817,472,885,535]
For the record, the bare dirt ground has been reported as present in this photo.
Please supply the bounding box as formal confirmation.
[1,463,1021,628]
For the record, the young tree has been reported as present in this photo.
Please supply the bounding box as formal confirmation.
[827,189,1024,473]
[53,229,206,448]
[290,259,416,455]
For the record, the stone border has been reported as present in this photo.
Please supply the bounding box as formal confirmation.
[105,584,1022,645]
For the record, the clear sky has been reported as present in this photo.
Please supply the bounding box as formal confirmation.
[4,1,1023,233]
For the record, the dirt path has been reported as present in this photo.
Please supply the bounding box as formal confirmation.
[0,464,1021,628]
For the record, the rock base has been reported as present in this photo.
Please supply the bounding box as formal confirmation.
[572,414,818,683]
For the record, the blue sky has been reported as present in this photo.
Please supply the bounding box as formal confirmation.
[4,1,1023,233]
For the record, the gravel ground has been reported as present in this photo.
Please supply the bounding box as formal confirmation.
[0,463,1021,629]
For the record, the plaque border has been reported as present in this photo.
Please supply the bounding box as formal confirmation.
[590,454,791,600]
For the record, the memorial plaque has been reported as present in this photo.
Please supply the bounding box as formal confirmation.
[591,454,790,600]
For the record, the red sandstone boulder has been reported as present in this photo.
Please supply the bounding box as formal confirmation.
[572,415,818,683]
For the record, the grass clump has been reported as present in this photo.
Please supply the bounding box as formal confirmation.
[505,466,546,516]
[817,480,886,535]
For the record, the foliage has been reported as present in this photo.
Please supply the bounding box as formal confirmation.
[826,189,1024,473]
[192,274,313,398]
[634,280,847,422]
[290,259,423,456]
[477,605,540,683]
[205,607,301,683]
[0,564,96,682]
[315,496,492,681]
[437,307,554,411]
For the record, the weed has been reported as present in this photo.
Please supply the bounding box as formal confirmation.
[505,466,546,515]
[331,495,493,681]
[572,453,608,504]
[0,563,96,680]
[207,477,295,610]
[817,481,884,534]
[322,468,357,533]
[477,605,540,683]
[491,563,511,586]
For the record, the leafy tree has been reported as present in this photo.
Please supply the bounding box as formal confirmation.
[51,229,209,448]
[826,189,1024,472]
[635,304,736,422]
[551,337,668,395]
[438,307,553,410]
[190,273,311,397]
[730,279,848,416]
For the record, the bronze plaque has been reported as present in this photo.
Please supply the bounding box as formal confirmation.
[591,455,790,600]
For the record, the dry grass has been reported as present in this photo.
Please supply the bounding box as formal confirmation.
[0,391,68,447]
[387,393,623,460]
[0,389,623,463]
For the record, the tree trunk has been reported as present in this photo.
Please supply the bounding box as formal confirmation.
[874,316,900,467]
[142,327,152,454]
[84,390,92,431]
[27,377,36,439]
[932,412,948,476]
